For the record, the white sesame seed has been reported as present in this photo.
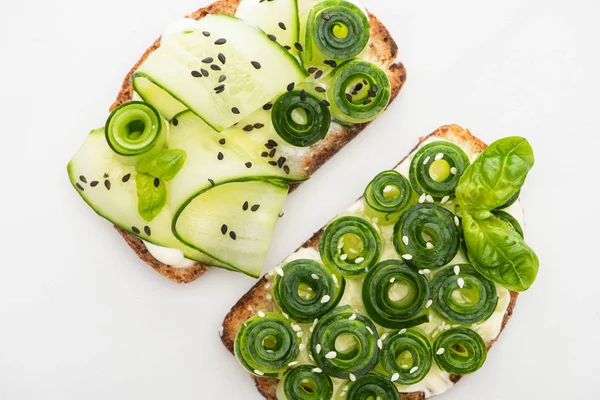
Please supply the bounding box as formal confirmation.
[343,385,349,391]
[254,370,264,376]
[383,185,394,194]
[316,344,322,354]
[292,324,301,332]
[454,265,461,275]
[338,240,345,249]
[349,373,356,382]
[418,193,426,204]
[332,274,339,288]
[297,331,303,338]
[366,327,374,335]
[288,361,298,366]
[402,254,413,260]
[282,312,290,319]
[258,311,266,318]
[321,295,331,304]
[340,392,347,398]
[435,153,444,161]
[426,299,433,308]
[380,333,388,341]
[441,195,450,204]
[308,354,314,362]
[450,167,457,175]
[264,282,271,289]
[399,329,407,334]
[349,314,357,320]
[311,273,319,280]
[425,195,434,203]
[312,367,322,373]
[457,277,465,288]
[418,269,431,275]
[349,248,358,254]
[402,236,409,245]
[299,343,306,351]
[401,365,409,369]
[410,366,419,374]
[218,326,224,337]
[454,216,460,226]
[426,242,434,249]
[390,277,396,283]
[340,254,348,261]
[391,373,400,382]
[355,257,365,264]
[377,339,383,349]
[436,348,445,355]
[325,351,337,359]
[266,294,272,300]
[275,267,284,277]
[423,156,431,165]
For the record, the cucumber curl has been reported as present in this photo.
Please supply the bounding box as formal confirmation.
[393,204,461,270]
[319,216,382,277]
[328,60,391,124]
[105,101,166,164]
[364,170,416,224]
[310,306,379,379]
[431,264,498,324]
[335,373,400,400]
[362,260,430,329]
[433,327,487,375]
[409,141,470,202]
[234,313,299,377]
[272,90,331,147]
[380,330,433,385]
[273,259,345,323]
[277,365,334,400]
[306,0,370,61]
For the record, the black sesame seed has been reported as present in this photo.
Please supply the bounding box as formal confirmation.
[308,67,318,74]
[105,180,111,190]
[267,34,277,41]
[284,165,290,174]
[284,45,292,50]
[330,60,338,68]
[219,138,226,145]
[368,90,377,97]
[202,57,213,63]
[214,84,225,93]
[122,174,131,183]
[208,178,215,186]
[287,82,295,91]
[214,38,227,45]
[251,204,260,212]
[191,70,202,78]
[144,226,151,236]
[251,61,262,70]
[263,103,273,110]
[201,69,209,77]
[218,53,226,64]
[278,22,287,30]
[279,212,285,218]
[221,224,228,235]
[232,107,240,114]
[90,181,99,187]
[211,64,221,71]
[277,157,286,167]
[322,99,331,107]
[79,175,87,183]
[243,201,249,211]
[153,178,159,187]
[363,99,372,105]
[173,117,179,126]
[322,11,330,20]
[372,85,378,93]
[254,123,264,129]
[300,90,307,101]
[363,79,368,85]
[217,152,224,160]
[265,142,273,149]
[295,42,303,51]
[315,87,326,93]
[346,93,353,102]
[230,231,237,240]
[261,152,268,157]
[315,70,323,79]
[132,226,140,234]
[243,125,254,132]
[268,139,278,147]
[203,31,210,37]
[219,75,226,83]
[76,183,84,191]
[245,162,252,168]
[103,173,109,178]
[269,148,276,158]
[269,161,278,166]
[355,83,364,92]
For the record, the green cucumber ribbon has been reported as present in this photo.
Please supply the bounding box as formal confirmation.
[272,90,331,147]
[335,373,400,400]
[105,101,166,164]
[362,260,430,329]
[393,204,461,270]
[310,306,379,379]
[430,264,497,324]
[305,0,370,61]
[432,327,487,375]
[409,141,470,202]
[234,313,299,377]
[273,259,345,323]
[328,60,391,124]
[278,365,334,400]
[380,329,433,385]
[319,216,382,277]
[364,170,415,224]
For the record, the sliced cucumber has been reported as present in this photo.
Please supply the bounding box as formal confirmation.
[236,0,301,58]
[133,14,307,131]
[67,128,224,267]
[176,181,288,277]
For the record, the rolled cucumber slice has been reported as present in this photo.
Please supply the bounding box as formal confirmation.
[133,14,307,131]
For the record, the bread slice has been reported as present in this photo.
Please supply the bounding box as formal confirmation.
[108,0,407,283]
[220,125,519,400]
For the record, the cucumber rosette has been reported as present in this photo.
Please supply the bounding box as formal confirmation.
[273,259,345,323]
[492,210,524,238]
[305,0,370,61]
[335,373,400,400]
[272,90,331,147]
[362,260,430,329]
[328,60,391,124]
[319,216,382,277]
[432,327,487,375]
[310,306,379,379]
[277,365,334,400]
[431,264,497,324]
[364,170,415,224]
[234,313,299,377]
[379,330,433,385]
[409,141,470,202]
[105,101,166,164]
[393,204,461,270]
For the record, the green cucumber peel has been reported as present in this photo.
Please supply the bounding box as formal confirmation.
[135,149,187,181]
[433,327,487,375]
[379,329,433,385]
[364,170,415,224]
[136,173,167,222]
[334,373,400,400]
[278,364,334,400]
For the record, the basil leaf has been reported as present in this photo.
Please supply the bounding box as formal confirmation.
[136,173,167,222]
[463,213,538,292]
[136,149,187,181]
[456,137,534,216]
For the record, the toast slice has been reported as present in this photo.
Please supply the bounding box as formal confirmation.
[220,125,519,400]
[109,0,407,283]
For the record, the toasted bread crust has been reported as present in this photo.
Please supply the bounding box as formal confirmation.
[220,125,519,399]
[110,0,407,283]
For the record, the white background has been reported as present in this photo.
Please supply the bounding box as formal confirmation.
[1,0,599,398]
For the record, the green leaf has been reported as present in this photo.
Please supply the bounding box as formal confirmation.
[456,137,534,216]
[463,213,538,292]
[136,149,187,181]
[136,172,167,222]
